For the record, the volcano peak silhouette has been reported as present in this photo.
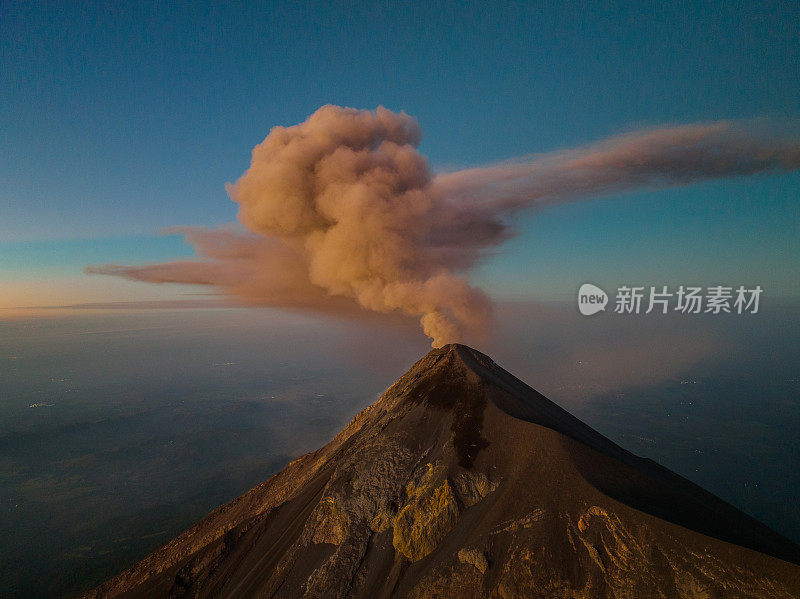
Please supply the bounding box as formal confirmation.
[84,344,800,598]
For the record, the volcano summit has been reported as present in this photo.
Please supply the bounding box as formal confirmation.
[85,344,800,598]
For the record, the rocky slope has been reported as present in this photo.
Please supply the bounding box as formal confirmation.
[83,344,800,598]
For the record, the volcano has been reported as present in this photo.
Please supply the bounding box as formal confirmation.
[84,344,800,598]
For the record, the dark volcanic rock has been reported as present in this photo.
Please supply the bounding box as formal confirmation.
[83,345,800,598]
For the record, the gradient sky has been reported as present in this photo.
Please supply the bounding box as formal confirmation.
[2,2,799,311]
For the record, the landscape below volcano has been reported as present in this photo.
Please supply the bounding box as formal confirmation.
[85,344,800,599]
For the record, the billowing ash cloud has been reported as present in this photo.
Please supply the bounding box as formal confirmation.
[87,106,800,346]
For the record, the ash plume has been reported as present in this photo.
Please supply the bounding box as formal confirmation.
[87,106,800,346]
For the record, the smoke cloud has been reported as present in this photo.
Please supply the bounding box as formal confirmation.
[87,106,800,346]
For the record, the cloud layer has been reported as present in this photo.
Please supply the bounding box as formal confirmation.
[88,106,800,346]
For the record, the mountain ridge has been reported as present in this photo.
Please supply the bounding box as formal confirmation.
[447,344,800,564]
[83,344,800,598]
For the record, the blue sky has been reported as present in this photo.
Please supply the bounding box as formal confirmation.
[2,1,799,307]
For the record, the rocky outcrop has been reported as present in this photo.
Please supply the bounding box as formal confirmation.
[393,464,460,561]
[457,548,488,574]
[310,497,350,545]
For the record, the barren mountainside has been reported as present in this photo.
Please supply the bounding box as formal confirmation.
[84,344,800,598]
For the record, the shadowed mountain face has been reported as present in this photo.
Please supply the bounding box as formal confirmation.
[85,345,800,598]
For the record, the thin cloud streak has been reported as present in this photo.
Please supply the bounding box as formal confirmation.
[434,121,800,213]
